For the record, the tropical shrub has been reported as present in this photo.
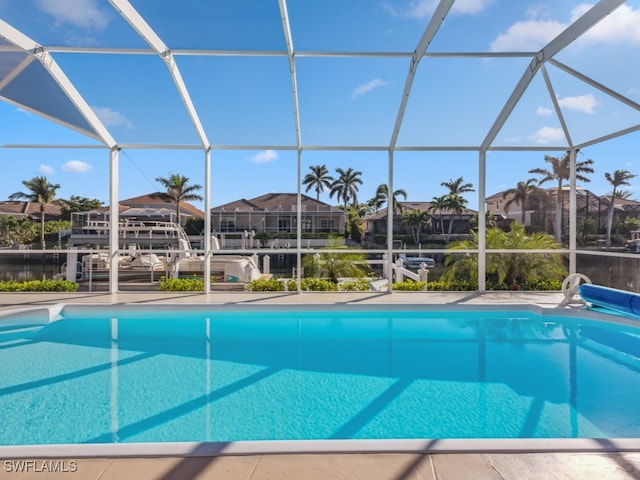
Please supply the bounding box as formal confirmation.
[392,280,426,291]
[426,279,475,291]
[441,222,567,290]
[159,276,204,291]
[245,277,285,292]
[339,279,371,291]
[288,278,338,291]
[302,236,368,284]
[0,279,79,292]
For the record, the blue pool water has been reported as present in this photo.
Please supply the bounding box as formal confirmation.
[1,307,640,446]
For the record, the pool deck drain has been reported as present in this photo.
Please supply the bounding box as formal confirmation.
[1,290,639,480]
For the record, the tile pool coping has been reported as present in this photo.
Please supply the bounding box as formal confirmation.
[1,438,640,459]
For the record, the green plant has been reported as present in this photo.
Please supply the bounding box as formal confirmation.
[426,279,475,291]
[245,277,285,292]
[442,222,567,290]
[0,279,79,292]
[523,277,562,291]
[302,236,368,284]
[339,279,371,291]
[288,278,338,291]
[159,276,204,291]
[392,280,426,291]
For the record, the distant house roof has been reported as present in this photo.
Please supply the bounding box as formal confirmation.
[601,195,640,212]
[89,192,204,218]
[0,201,62,220]
[487,187,634,214]
[121,192,204,217]
[212,193,343,213]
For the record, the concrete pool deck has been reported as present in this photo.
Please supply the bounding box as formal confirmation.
[1,290,639,480]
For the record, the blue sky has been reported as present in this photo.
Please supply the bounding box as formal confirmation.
[1,0,639,212]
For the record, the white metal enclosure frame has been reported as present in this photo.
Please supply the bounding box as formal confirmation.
[0,0,639,294]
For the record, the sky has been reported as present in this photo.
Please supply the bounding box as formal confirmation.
[0,0,639,212]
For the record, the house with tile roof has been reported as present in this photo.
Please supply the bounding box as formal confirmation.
[362,201,478,245]
[0,201,63,221]
[70,192,205,229]
[486,186,640,235]
[210,193,345,236]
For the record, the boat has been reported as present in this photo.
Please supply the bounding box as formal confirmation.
[397,253,436,268]
[59,218,266,283]
[169,235,264,282]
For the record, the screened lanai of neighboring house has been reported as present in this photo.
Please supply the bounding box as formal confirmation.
[0,0,639,293]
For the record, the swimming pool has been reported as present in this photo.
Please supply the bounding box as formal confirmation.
[1,303,639,455]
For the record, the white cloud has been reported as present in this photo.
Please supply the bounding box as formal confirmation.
[62,160,92,173]
[557,93,599,114]
[92,106,134,129]
[39,164,54,175]
[249,150,278,163]
[490,3,640,51]
[352,79,389,99]
[382,0,493,19]
[450,0,495,15]
[490,19,565,51]
[572,4,640,45]
[536,106,553,117]
[529,126,565,144]
[36,0,110,31]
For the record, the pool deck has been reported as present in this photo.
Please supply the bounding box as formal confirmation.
[1,290,639,480]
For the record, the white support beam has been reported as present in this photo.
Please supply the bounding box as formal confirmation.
[386,150,395,294]
[569,149,577,274]
[110,0,210,147]
[481,0,626,150]
[389,0,455,149]
[549,59,640,112]
[0,19,116,147]
[296,150,302,293]
[278,0,302,149]
[204,148,212,294]
[109,147,120,294]
[477,150,486,292]
[541,65,573,148]
[576,124,640,149]
[0,55,32,90]
[278,0,304,293]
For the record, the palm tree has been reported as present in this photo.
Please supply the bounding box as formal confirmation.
[604,169,636,247]
[402,209,431,244]
[9,176,61,249]
[442,193,468,241]
[303,164,334,201]
[329,167,363,208]
[358,198,378,218]
[529,152,594,243]
[502,178,539,225]
[441,176,474,195]
[610,189,634,200]
[374,184,407,215]
[155,173,203,224]
[469,211,498,231]
[429,195,449,235]
[58,195,104,220]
